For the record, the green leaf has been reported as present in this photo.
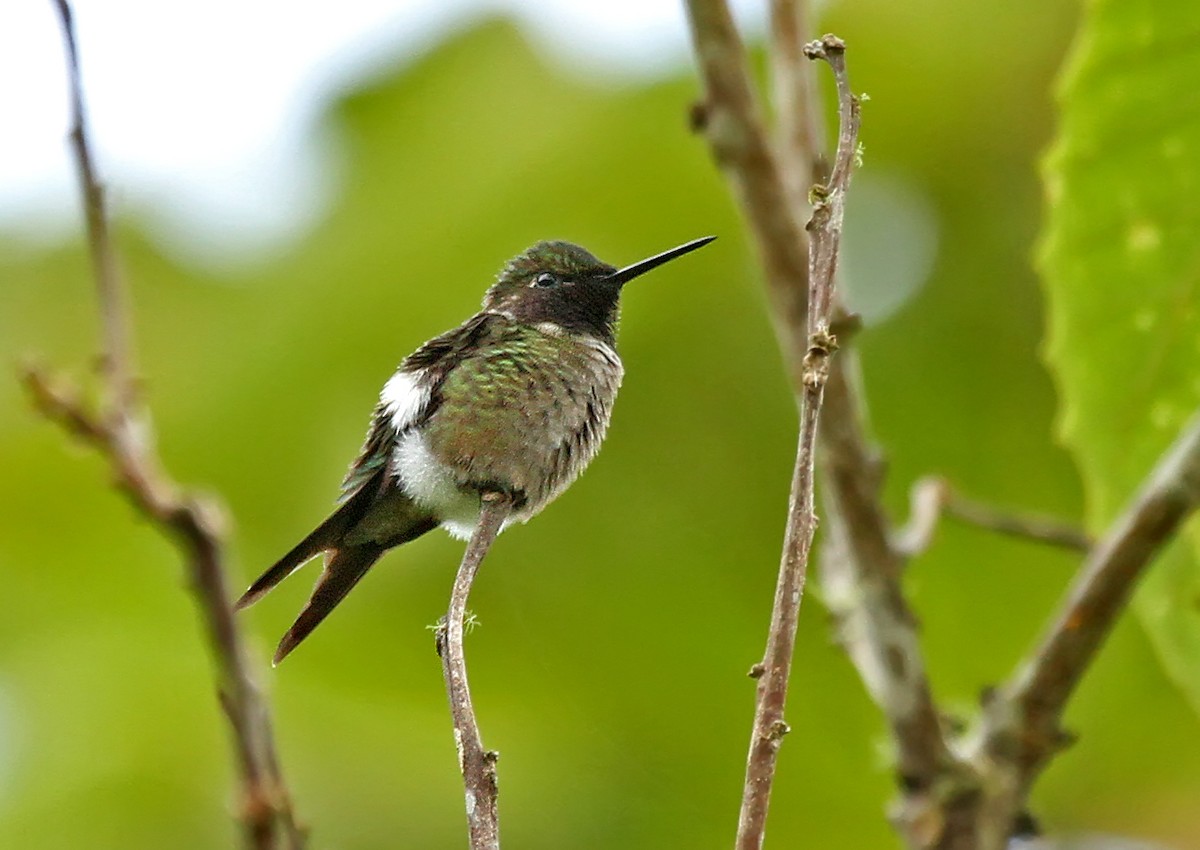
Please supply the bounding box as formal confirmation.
[1041,0,1200,714]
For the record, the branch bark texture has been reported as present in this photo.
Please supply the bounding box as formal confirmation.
[437,493,511,850]
[684,3,951,844]
[970,414,1200,847]
[732,33,860,850]
[32,4,304,848]
[685,4,1200,850]
[684,0,812,390]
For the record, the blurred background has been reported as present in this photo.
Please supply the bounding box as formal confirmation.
[2,1,1198,848]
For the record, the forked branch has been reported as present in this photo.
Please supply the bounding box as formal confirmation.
[972,413,1200,847]
[685,4,951,846]
[31,3,304,847]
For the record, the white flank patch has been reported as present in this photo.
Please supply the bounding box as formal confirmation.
[393,431,478,539]
[380,370,429,432]
[393,430,518,542]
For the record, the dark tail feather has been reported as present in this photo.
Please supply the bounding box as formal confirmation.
[271,512,439,664]
[236,478,382,611]
[272,543,386,665]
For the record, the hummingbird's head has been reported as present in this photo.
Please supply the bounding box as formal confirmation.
[483,237,716,342]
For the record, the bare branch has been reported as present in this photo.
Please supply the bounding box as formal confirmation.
[685,5,955,845]
[683,0,812,390]
[690,7,1197,850]
[800,36,858,328]
[35,4,305,847]
[734,35,860,850]
[51,0,135,410]
[895,477,1093,557]
[735,386,822,850]
[768,0,825,193]
[816,367,955,801]
[984,413,1200,795]
[437,493,511,850]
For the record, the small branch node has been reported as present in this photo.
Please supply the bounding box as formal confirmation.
[40,4,305,845]
[802,33,847,61]
[801,331,837,389]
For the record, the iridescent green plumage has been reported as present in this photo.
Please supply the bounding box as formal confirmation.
[237,236,714,663]
[425,321,620,508]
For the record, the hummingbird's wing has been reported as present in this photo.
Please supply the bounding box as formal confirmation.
[238,313,504,661]
[338,404,398,500]
[339,312,501,501]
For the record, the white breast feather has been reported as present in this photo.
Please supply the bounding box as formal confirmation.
[393,430,494,540]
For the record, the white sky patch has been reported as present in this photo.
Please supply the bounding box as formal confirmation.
[0,0,765,268]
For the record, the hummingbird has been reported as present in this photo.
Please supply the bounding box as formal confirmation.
[236,236,715,663]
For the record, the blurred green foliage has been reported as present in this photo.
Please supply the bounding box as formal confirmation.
[1041,0,1200,716]
[2,4,1198,849]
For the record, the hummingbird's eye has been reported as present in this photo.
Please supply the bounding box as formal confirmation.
[532,272,558,288]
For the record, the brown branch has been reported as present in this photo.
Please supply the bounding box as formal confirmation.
[52,0,135,410]
[895,477,1093,557]
[35,4,304,847]
[768,0,825,193]
[436,493,511,850]
[979,413,1200,822]
[685,7,957,846]
[690,6,1198,850]
[735,386,822,850]
[684,0,812,391]
[802,39,958,847]
[734,35,860,850]
[817,364,954,790]
[800,37,857,324]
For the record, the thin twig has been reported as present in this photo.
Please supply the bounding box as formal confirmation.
[437,493,510,850]
[685,7,957,845]
[51,0,134,410]
[35,4,304,847]
[689,6,1198,849]
[798,37,964,848]
[800,37,857,325]
[982,413,1200,807]
[895,477,1093,557]
[734,35,860,850]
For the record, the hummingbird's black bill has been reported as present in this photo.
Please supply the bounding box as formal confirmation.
[607,235,716,285]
